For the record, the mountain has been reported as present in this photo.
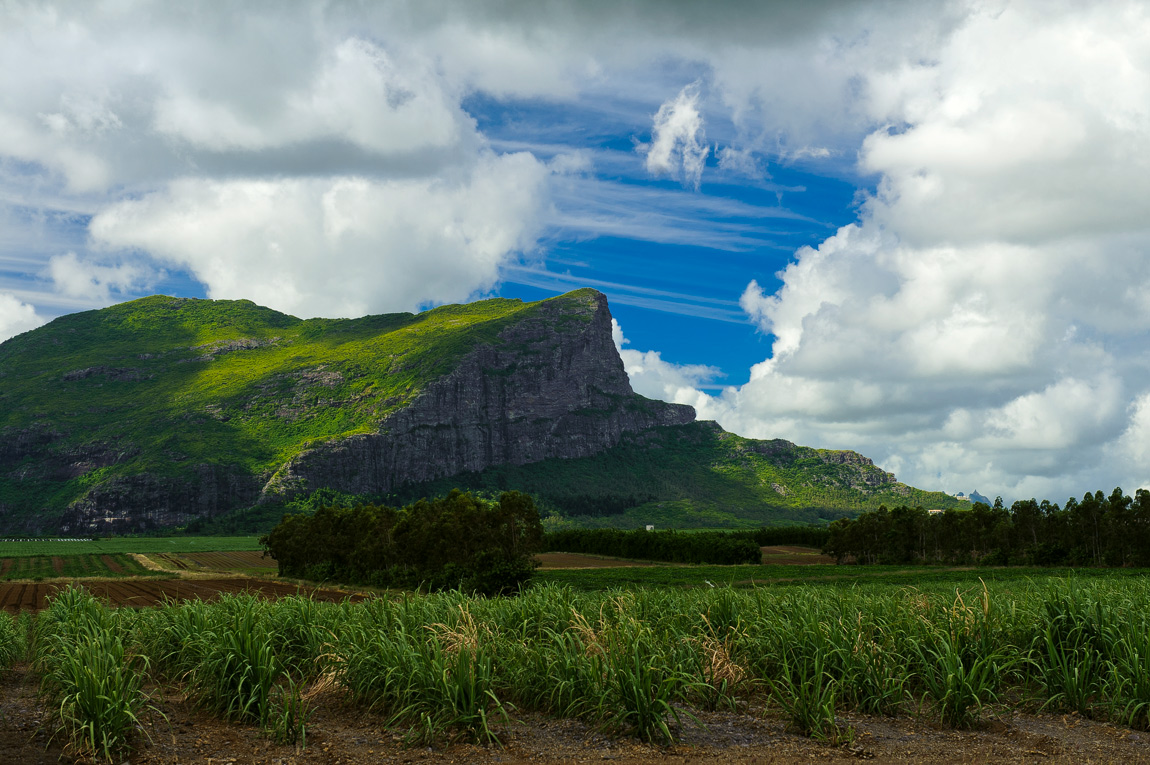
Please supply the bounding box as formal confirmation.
[968,491,992,505]
[0,289,961,534]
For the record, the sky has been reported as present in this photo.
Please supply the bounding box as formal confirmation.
[3,0,1150,505]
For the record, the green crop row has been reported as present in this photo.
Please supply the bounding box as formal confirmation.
[0,536,262,558]
[17,574,1150,760]
[0,554,158,580]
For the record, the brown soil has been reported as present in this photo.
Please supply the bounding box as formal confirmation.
[535,552,659,569]
[180,550,279,572]
[1,664,1146,765]
[0,557,10,576]
[760,545,837,565]
[0,578,368,614]
[99,554,124,574]
[50,556,65,575]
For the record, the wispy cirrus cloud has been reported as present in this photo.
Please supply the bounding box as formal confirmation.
[503,265,746,324]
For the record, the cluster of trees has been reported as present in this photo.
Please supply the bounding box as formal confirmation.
[824,488,1150,566]
[544,528,762,565]
[260,490,543,595]
[747,525,831,548]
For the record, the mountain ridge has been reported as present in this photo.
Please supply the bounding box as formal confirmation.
[0,289,961,533]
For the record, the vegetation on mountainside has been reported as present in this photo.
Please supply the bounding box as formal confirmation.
[260,490,543,595]
[0,292,575,529]
[400,422,963,529]
[824,487,1150,566]
[1,289,960,534]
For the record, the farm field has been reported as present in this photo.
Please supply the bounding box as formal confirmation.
[760,545,836,564]
[2,574,1149,764]
[0,577,366,614]
[0,535,262,557]
[0,552,156,581]
[534,561,1150,590]
[535,551,659,569]
[144,549,278,574]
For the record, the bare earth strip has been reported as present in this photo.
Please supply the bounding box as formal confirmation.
[760,545,837,565]
[535,552,659,569]
[179,550,278,572]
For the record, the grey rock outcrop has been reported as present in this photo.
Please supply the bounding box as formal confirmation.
[262,290,694,499]
[63,467,263,533]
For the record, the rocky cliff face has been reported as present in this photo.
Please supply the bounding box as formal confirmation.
[63,468,263,534]
[262,290,694,499]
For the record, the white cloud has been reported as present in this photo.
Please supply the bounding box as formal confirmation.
[612,319,720,409]
[153,38,465,156]
[47,251,155,302]
[665,1,1150,501]
[716,146,764,178]
[6,0,1150,503]
[90,152,550,318]
[0,292,44,343]
[642,81,710,189]
[789,147,832,161]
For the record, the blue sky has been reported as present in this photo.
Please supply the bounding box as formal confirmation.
[3,1,1150,504]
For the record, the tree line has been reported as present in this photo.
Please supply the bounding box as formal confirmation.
[259,489,543,595]
[543,528,763,565]
[541,525,833,565]
[823,488,1150,566]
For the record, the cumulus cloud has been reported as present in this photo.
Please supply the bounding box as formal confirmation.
[153,38,465,156]
[642,81,710,189]
[47,252,155,302]
[7,0,1150,502]
[90,152,550,318]
[690,1,1150,500]
[611,319,720,410]
[0,293,44,343]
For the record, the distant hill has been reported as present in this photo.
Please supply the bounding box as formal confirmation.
[0,290,961,534]
[401,420,964,529]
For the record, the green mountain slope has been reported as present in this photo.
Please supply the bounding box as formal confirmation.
[0,290,961,534]
[399,421,962,529]
[0,293,557,531]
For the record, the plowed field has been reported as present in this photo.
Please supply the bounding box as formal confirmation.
[0,577,367,614]
[535,552,658,568]
[178,549,278,571]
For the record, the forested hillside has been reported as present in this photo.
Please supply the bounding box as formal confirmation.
[400,422,962,529]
